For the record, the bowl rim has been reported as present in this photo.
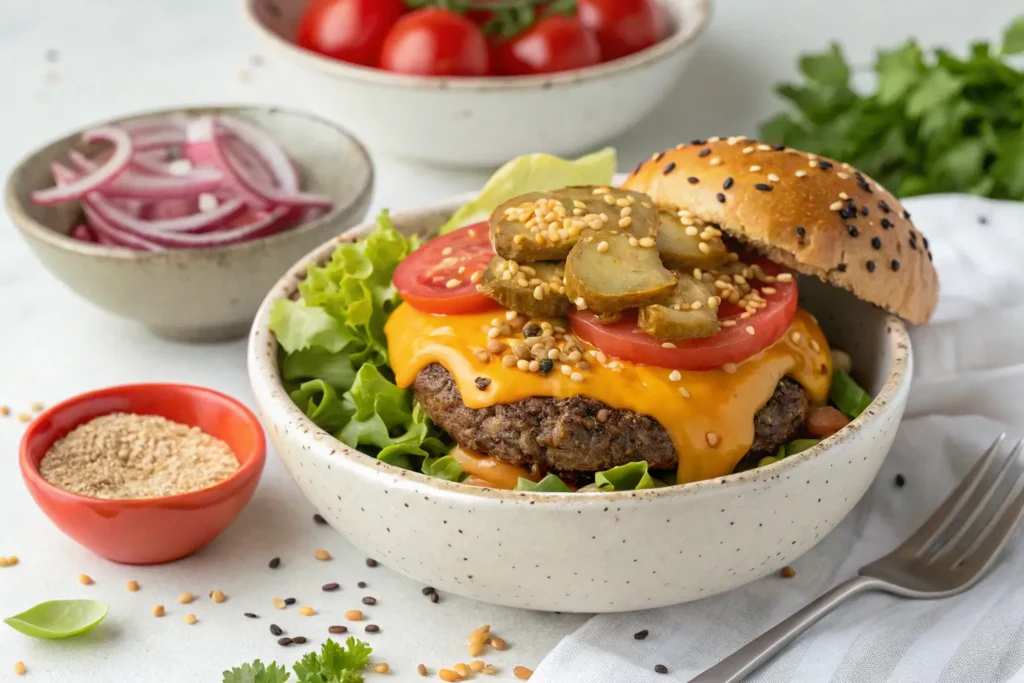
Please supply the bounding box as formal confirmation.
[3,104,375,261]
[19,382,267,508]
[248,193,913,503]
[243,0,712,91]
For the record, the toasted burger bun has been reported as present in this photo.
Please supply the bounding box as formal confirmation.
[623,137,939,324]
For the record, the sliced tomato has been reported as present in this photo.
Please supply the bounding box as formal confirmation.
[568,258,798,371]
[393,223,498,314]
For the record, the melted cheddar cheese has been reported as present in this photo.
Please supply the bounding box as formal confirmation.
[386,303,831,484]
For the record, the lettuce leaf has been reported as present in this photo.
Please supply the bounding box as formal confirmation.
[515,474,573,492]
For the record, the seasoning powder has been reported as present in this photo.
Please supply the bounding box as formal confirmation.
[39,413,238,499]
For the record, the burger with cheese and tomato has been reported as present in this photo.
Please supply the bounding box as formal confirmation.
[383,138,939,492]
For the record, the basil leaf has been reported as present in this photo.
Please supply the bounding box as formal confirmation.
[4,599,108,639]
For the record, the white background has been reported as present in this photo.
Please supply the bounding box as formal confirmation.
[0,0,1018,680]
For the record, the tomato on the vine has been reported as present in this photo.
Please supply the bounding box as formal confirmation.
[494,14,601,75]
[577,0,664,61]
[296,0,405,67]
[392,223,499,314]
[380,8,491,77]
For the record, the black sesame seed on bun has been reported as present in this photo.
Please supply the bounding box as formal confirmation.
[624,136,939,324]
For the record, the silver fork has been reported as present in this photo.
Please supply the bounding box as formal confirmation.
[690,433,1024,683]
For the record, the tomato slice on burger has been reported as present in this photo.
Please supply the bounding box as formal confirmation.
[569,258,798,371]
[393,223,499,315]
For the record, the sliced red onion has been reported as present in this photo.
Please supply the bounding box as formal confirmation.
[213,130,331,209]
[217,115,299,191]
[89,192,246,235]
[132,128,186,150]
[67,149,222,198]
[71,224,96,243]
[31,127,133,205]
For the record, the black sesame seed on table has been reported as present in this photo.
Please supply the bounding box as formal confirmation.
[687,176,699,185]
[270,624,283,636]
[663,161,677,175]
[895,474,906,488]
[329,625,348,634]
[978,215,988,225]
[278,637,293,647]
[269,557,281,569]
[365,624,380,633]
[847,225,859,237]
[698,148,711,158]
[362,596,377,605]
[866,260,876,272]
[313,514,327,525]
[322,583,340,592]
[634,629,649,640]
[429,591,440,603]
[284,598,296,606]
[871,237,882,249]
[245,612,259,619]
[291,636,308,645]
[716,193,726,203]
[357,581,367,589]
[722,177,734,189]
[422,586,437,596]
[539,359,554,374]
[891,260,901,271]
[755,183,773,192]
[655,664,669,674]
[366,558,379,568]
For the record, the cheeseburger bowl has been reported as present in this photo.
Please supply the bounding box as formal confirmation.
[248,139,933,612]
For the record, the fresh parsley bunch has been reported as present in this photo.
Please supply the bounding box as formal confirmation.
[222,638,372,683]
[760,15,1024,199]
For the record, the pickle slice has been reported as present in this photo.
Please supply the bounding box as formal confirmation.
[490,186,656,261]
[565,232,676,314]
[477,257,569,318]
[638,273,720,341]
[656,211,728,270]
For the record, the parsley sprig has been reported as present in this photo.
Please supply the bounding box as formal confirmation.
[760,15,1024,200]
[222,638,372,683]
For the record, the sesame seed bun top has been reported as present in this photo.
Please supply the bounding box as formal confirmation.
[622,137,939,324]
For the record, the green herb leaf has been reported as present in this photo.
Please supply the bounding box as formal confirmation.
[270,299,353,355]
[422,455,466,482]
[293,638,372,683]
[798,43,849,87]
[290,379,352,434]
[830,370,873,419]
[4,599,108,639]
[281,348,356,393]
[593,461,657,491]
[906,68,963,118]
[223,661,291,683]
[1002,15,1024,54]
[785,439,820,457]
[876,42,925,104]
[515,474,573,492]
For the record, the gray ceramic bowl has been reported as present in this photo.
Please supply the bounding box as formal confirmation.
[5,105,373,342]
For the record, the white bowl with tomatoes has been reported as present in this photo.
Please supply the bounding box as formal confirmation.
[248,144,924,611]
[243,0,710,167]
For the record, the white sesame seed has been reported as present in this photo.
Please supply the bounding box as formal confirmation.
[561,364,572,376]
[487,327,501,339]
[795,170,807,178]
[777,273,794,282]
[661,342,677,349]
[757,144,771,151]
[628,237,639,247]
[445,278,462,289]
[528,360,541,372]
[768,173,780,182]
[723,363,738,374]
[502,354,517,368]
[570,372,584,383]
[749,165,761,172]
[533,285,545,301]
[790,331,802,344]
[685,226,699,237]
[837,172,850,179]
[516,359,530,371]
[746,326,756,336]
[679,387,691,398]
[698,242,711,255]
[639,237,655,248]
[604,194,616,205]
[830,201,843,211]
[839,192,849,200]
[709,157,722,166]
[742,146,754,154]
[669,370,682,382]
[810,339,821,352]
[706,432,720,447]
[619,217,633,228]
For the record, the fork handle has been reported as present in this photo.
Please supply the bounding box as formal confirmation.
[687,575,883,683]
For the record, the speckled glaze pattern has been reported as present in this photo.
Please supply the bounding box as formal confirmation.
[5,106,373,342]
[243,0,711,168]
[247,196,913,613]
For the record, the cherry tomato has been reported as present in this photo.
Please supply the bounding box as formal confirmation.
[578,0,664,61]
[380,8,491,77]
[392,223,499,314]
[568,259,798,371]
[494,15,601,76]
[296,0,404,67]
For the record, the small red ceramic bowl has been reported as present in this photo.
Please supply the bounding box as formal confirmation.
[20,383,266,565]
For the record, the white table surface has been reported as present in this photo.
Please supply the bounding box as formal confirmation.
[0,0,1016,680]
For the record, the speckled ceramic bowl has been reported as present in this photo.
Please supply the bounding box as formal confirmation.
[5,105,373,342]
[247,195,912,612]
[243,0,710,168]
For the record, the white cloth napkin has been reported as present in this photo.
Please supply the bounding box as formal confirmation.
[534,194,1024,683]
